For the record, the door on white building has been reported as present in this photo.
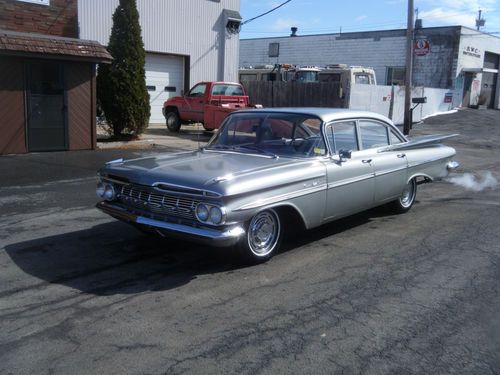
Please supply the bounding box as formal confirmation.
[483,52,499,109]
[145,53,184,124]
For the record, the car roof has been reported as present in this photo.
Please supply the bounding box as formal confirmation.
[234,107,395,126]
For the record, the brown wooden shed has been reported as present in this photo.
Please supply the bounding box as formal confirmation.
[0,30,112,155]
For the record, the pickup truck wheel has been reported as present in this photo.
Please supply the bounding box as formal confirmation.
[237,209,282,263]
[165,111,181,132]
[389,178,417,214]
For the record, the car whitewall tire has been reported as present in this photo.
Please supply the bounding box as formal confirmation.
[238,209,282,262]
[390,178,417,213]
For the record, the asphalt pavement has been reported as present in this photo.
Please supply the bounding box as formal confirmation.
[0,108,499,374]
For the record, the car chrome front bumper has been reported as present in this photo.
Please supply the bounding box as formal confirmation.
[96,201,245,247]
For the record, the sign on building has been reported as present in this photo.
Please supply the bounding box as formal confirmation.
[414,39,430,56]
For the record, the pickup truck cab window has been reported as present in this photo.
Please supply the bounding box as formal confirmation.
[187,83,207,97]
[359,120,390,149]
[354,74,371,84]
[211,84,244,96]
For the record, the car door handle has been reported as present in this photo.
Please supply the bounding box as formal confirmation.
[397,153,406,158]
[362,159,372,164]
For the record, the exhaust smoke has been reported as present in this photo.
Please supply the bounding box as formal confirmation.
[446,171,498,192]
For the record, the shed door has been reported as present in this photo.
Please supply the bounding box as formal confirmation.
[145,53,184,124]
[27,62,67,151]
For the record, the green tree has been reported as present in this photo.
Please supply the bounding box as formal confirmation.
[97,0,150,136]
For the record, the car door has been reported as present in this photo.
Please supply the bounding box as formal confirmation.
[180,82,207,122]
[358,120,408,203]
[324,121,375,221]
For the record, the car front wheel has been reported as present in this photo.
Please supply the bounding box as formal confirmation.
[165,110,181,132]
[237,209,282,263]
[390,178,417,213]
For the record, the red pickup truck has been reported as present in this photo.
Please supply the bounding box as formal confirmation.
[162,81,257,132]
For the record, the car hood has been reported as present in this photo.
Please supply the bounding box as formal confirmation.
[99,150,326,197]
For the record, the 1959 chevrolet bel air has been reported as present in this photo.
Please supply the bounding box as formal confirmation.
[96,108,459,262]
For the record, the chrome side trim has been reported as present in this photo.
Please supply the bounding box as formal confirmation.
[327,173,375,189]
[373,165,408,177]
[233,184,326,211]
[408,156,448,168]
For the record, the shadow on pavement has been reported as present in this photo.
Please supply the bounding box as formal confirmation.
[4,222,245,296]
[4,206,397,296]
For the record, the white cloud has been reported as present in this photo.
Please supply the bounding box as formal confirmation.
[271,17,300,31]
[439,0,496,11]
[418,7,476,27]
[356,15,368,22]
[416,0,500,30]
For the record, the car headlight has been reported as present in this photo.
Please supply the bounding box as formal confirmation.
[209,206,223,225]
[196,204,226,225]
[96,182,105,197]
[103,184,116,201]
[196,204,209,222]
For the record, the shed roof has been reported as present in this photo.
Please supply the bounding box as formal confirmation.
[0,29,112,63]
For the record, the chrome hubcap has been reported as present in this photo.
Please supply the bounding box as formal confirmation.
[248,210,280,256]
[400,180,416,208]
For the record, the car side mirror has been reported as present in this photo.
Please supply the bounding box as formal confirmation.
[339,149,352,161]
[331,149,352,164]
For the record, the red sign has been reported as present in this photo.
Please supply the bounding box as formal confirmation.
[414,39,430,56]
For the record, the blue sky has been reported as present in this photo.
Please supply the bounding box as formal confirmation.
[239,0,500,39]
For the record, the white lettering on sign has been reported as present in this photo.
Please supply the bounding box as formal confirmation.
[16,0,50,5]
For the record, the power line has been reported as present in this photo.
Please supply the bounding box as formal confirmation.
[241,6,500,36]
[241,0,293,26]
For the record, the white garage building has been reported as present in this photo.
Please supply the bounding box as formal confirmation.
[78,0,241,123]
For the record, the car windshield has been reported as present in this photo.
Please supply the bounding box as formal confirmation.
[206,112,327,158]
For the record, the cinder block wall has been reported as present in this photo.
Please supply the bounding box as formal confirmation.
[0,0,78,37]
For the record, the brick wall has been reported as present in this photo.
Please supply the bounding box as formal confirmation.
[0,0,77,37]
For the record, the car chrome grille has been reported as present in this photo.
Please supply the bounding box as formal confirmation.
[116,184,199,220]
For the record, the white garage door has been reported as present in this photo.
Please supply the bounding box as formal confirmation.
[145,53,184,124]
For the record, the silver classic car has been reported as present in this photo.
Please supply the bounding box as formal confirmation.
[96,108,459,262]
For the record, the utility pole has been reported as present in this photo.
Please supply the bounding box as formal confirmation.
[403,0,414,135]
